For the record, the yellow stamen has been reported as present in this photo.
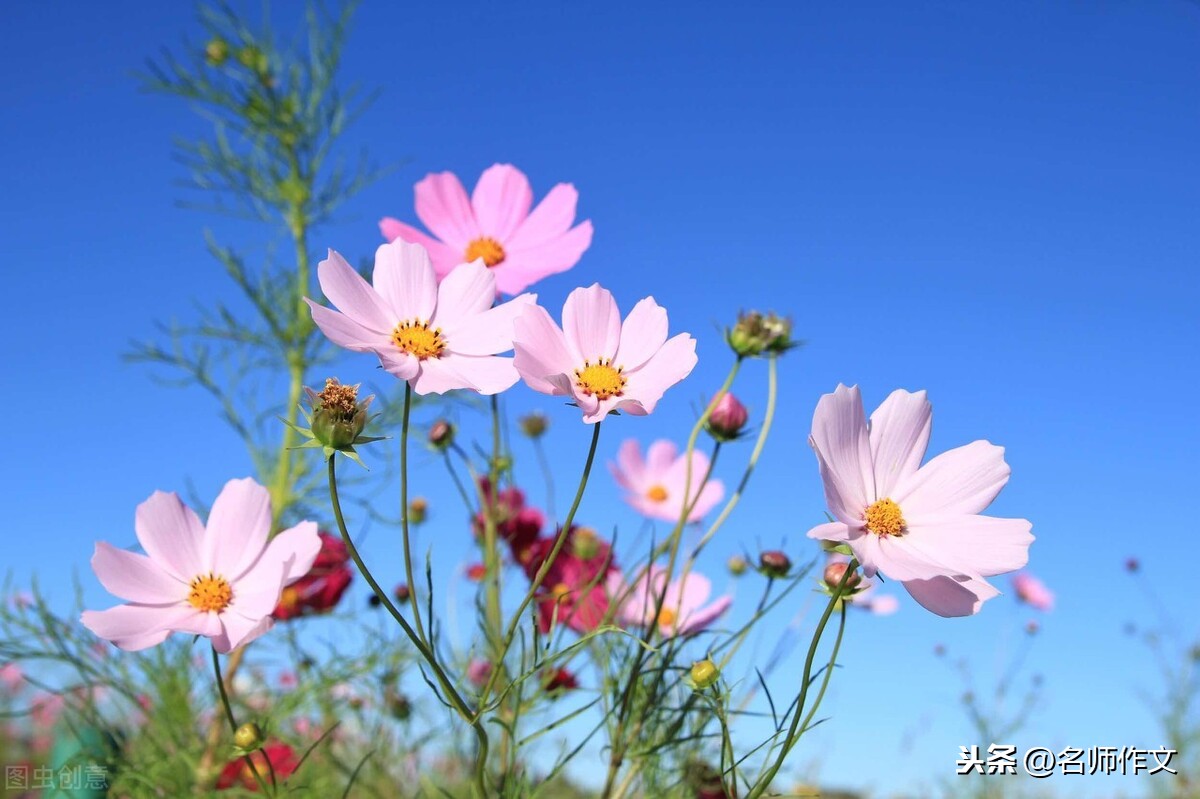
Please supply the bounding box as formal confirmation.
[646,485,669,503]
[864,498,906,536]
[550,582,571,601]
[278,586,299,612]
[574,358,626,401]
[391,320,446,360]
[465,237,506,267]
[657,607,677,629]
[188,574,233,613]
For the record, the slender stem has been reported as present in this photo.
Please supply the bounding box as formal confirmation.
[397,383,428,645]
[744,560,857,799]
[483,395,509,769]
[327,456,491,798]
[211,647,272,796]
[532,436,556,521]
[476,421,603,710]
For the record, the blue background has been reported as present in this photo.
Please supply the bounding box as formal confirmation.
[3,1,1198,796]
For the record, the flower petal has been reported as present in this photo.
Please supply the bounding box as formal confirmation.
[614,297,668,371]
[809,385,874,524]
[561,284,621,363]
[414,171,479,248]
[92,543,185,604]
[893,440,1011,517]
[306,300,390,353]
[645,440,678,475]
[903,514,1033,578]
[618,333,697,416]
[902,574,999,617]
[497,221,593,296]
[506,183,580,250]
[81,603,199,652]
[135,491,206,582]
[433,260,498,331]
[375,348,421,381]
[868,389,931,498]
[443,292,535,356]
[212,612,274,654]
[316,250,394,333]
[807,521,853,542]
[677,594,732,634]
[206,478,272,579]
[610,439,646,491]
[380,217,464,277]
[513,305,574,395]
[439,353,521,395]
[471,164,533,241]
[373,240,438,321]
[411,356,479,395]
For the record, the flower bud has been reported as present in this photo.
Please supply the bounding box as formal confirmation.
[705,393,749,442]
[1025,620,1040,636]
[205,38,229,66]
[1124,557,1140,573]
[822,561,862,593]
[367,594,382,608]
[726,310,797,358]
[571,527,600,560]
[727,555,748,577]
[234,722,264,751]
[428,419,455,451]
[393,584,411,603]
[408,497,428,525]
[297,378,380,464]
[689,659,720,691]
[236,44,269,75]
[519,412,549,439]
[758,550,791,579]
[386,689,412,721]
[466,563,486,582]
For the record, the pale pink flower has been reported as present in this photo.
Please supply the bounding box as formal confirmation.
[0,663,22,692]
[1011,572,1054,611]
[513,284,697,424]
[610,439,724,522]
[380,163,593,296]
[306,240,534,395]
[807,385,1033,617]
[612,567,731,637]
[81,478,321,653]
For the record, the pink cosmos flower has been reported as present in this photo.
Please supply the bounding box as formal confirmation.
[1011,572,1054,611]
[466,659,493,688]
[305,240,535,395]
[807,386,1033,618]
[611,439,725,522]
[81,478,321,653]
[513,284,697,424]
[0,663,22,692]
[380,163,593,296]
[612,567,731,637]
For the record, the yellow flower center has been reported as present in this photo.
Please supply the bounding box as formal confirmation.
[465,237,506,267]
[574,359,626,400]
[278,586,299,612]
[656,607,677,629]
[645,485,669,503]
[864,498,906,536]
[550,582,571,601]
[391,320,446,360]
[188,574,233,613]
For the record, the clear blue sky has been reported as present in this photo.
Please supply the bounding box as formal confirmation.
[3,2,1198,796]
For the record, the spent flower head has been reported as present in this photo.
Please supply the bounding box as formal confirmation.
[726,310,797,358]
[289,378,383,467]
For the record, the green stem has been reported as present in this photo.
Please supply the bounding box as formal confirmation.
[326,456,491,798]
[211,647,273,796]
[397,383,428,646]
[744,560,857,799]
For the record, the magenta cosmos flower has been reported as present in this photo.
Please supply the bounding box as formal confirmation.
[380,163,593,296]
[513,285,697,424]
[612,567,731,637]
[305,240,534,395]
[81,478,321,653]
[1011,572,1054,611]
[611,439,724,522]
[807,385,1033,617]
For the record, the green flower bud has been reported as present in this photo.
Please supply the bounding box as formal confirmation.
[727,555,748,576]
[290,378,383,467]
[234,722,263,751]
[726,310,798,358]
[408,497,428,525]
[205,38,229,66]
[571,527,600,560]
[689,659,720,691]
[519,411,549,438]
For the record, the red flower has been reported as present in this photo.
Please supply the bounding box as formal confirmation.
[474,478,544,556]
[273,532,353,621]
[216,743,299,791]
[524,527,617,634]
[466,563,487,581]
[542,667,579,692]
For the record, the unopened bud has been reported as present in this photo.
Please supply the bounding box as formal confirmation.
[386,689,412,721]
[393,584,411,603]
[466,563,487,581]
[234,722,263,751]
[758,550,791,579]
[727,310,796,358]
[1025,620,1040,636]
[408,497,428,525]
[727,555,748,576]
[571,527,600,560]
[519,412,549,439]
[1124,557,1140,573]
[689,659,720,691]
[205,38,229,66]
[822,561,861,593]
[705,393,749,442]
[428,419,455,451]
